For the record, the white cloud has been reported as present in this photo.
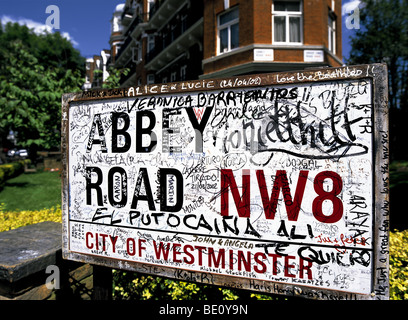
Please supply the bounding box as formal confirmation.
[60,31,79,47]
[0,15,79,47]
[342,0,363,16]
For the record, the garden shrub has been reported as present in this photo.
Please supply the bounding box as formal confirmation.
[0,204,406,300]
[112,270,252,300]
[0,160,30,189]
[0,203,61,232]
[389,229,408,300]
[112,231,408,300]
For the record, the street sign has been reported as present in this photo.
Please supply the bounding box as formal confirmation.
[61,63,389,300]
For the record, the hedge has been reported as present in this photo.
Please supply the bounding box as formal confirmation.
[0,204,61,232]
[0,206,406,300]
[390,229,408,299]
[0,160,30,189]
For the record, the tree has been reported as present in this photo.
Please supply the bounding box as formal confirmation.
[98,67,130,89]
[0,22,84,150]
[347,0,408,160]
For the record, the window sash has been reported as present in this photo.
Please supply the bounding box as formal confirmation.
[273,1,302,45]
[219,7,239,25]
[328,14,336,53]
[273,1,301,13]
[218,7,239,54]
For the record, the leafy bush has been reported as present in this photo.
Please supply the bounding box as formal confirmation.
[112,231,408,300]
[0,160,30,189]
[389,229,408,300]
[0,204,61,232]
[0,204,406,300]
[112,270,249,300]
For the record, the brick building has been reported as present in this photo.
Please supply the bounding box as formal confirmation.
[86,0,342,88]
[83,49,111,90]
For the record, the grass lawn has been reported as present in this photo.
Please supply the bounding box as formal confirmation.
[0,170,61,211]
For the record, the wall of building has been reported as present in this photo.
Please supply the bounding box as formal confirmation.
[85,0,343,88]
[202,0,343,79]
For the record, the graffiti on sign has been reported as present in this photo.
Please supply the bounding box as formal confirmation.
[62,64,389,300]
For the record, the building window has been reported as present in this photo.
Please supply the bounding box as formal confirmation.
[181,14,188,33]
[272,1,302,45]
[147,74,155,85]
[147,0,155,14]
[133,41,142,62]
[180,65,187,81]
[217,6,239,54]
[170,71,177,82]
[328,11,336,54]
[148,35,155,53]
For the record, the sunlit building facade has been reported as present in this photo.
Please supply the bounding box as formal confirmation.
[87,0,342,88]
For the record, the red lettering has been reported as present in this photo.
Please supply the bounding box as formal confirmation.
[153,241,171,261]
[173,243,182,263]
[139,239,146,257]
[254,252,267,273]
[195,246,207,265]
[268,253,280,275]
[237,250,251,272]
[127,238,136,256]
[86,232,93,249]
[208,248,226,268]
[183,245,195,264]
[127,238,146,256]
[284,255,296,278]
[220,169,343,224]
[86,232,118,253]
[299,258,313,280]
[312,171,343,223]
[256,170,308,221]
[109,235,118,253]
[100,234,108,251]
[221,169,250,217]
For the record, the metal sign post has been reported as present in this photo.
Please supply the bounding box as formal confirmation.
[61,63,389,300]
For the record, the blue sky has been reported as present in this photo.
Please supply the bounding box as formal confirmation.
[0,0,360,62]
[0,0,117,58]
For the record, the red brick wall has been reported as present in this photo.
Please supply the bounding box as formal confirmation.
[202,0,342,76]
[253,0,272,44]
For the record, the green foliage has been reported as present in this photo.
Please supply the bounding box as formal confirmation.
[390,161,408,188]
[112,271,280,301]
[0,160,30,189]
[0,22,84,149]
[0,204,61,232]
[1,203,406,300]
[347,0,408,160]
[111,230,408,300]
[347,0,408,110]
[101,67,130,89]
[389,229,408,300]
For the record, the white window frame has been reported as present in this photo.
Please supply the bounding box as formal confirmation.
[217,6,239,55]
[328,11,336,54]
[133,41,143,63]
[147,0,155,15]
[147,35,155,53]
[272,0,303,45]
